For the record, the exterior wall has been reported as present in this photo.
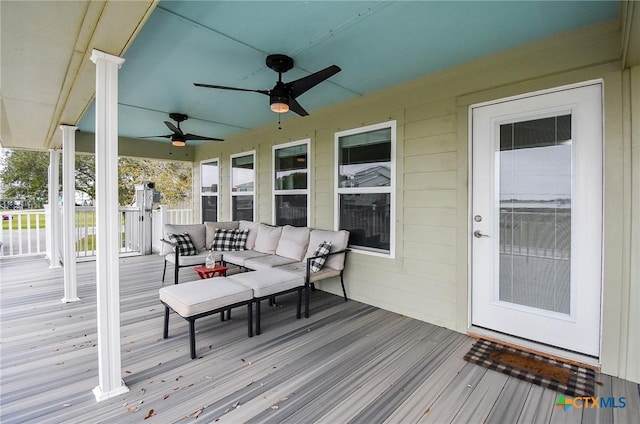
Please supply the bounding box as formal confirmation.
[194,21,638,383]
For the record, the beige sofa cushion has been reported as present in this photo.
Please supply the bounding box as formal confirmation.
[244,254,298,270]
[275,225,310,260]
[204,221,239,249]
[222,250,269,267]
[305,229,350,271]
[163,224,206,255]
[239,220,259,250]
[253,224,283,254]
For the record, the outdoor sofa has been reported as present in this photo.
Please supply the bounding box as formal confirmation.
[160,221,349,358]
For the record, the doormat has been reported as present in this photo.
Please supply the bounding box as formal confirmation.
[463,339,595,397]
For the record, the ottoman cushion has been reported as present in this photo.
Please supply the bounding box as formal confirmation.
[229,268,305,298]
[159,278,253,318]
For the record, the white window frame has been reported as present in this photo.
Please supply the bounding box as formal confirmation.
[230,150,256,221]
[272,139,311,226]
[334,120,396,258]
[200,158,220,223]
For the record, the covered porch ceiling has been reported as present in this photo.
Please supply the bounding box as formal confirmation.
[1,1,637,153]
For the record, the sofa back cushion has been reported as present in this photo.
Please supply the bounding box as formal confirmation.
[239,220,259,250]
[163,224,206,255]
[305,229,350,271]
[205,221,239,249]
[253,224,283,254]
[275,225,311,261]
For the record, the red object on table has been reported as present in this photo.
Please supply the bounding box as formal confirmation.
[194,264,228,279]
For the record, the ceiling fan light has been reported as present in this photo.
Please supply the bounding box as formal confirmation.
[172,139,186,147]
[270,96,289,113]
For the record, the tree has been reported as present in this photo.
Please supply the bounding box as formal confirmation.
[0,149,192,208]
[118,158,192,206]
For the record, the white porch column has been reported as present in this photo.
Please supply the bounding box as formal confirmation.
[90,49,128,402]
[47,149,61,268]
[60,126,79,303]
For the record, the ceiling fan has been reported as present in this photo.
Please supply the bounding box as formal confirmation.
[140,113,224,147]
[194,54,341,116]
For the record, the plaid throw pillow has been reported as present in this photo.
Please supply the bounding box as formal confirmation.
[234,228,249,251]
[211,228,237,251]
[309,241,332,273]
[168,233,198,256]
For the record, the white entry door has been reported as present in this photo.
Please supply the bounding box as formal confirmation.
[471,82,603,357]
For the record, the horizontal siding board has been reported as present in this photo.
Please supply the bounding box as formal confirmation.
[405,170,457,190]
[404,207,458,227]
[403,241,457,265]
[405,132,458,157]
[403,189,457,208]
[405,114,456,139]
[404,224,457,246]
[405,151,457,172]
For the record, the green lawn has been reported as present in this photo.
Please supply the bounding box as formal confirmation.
[1,210,98,230]
[1,213,46,230]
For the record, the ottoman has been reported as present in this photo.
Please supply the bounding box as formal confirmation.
[159,278,253,359]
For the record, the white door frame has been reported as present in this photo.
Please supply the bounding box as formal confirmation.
[468,80,604,359]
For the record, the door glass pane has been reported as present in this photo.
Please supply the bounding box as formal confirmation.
[499,114,571,314]
[275,194,307,227]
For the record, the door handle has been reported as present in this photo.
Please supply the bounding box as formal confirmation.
[473,230,490,238]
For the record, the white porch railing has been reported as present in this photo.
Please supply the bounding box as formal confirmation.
[151,206,196,254]
[1,206,195,259]
[0,209,47,257]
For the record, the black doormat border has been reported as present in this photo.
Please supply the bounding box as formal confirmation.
[464,339,595,397]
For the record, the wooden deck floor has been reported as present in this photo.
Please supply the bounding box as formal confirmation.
[1,255,638,423]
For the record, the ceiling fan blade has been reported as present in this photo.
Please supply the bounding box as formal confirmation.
[288,65,341,98]
[194,83,269,95]
[164,121,183,135]
[139,134,172,139]
[288,98,309,117]
[184,133,224,142]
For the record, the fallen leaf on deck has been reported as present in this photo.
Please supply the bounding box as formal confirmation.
[596,381,604,386]
[125,370,132,374]
[271,405,279,410]
[279,398,288,402]
[55,362,64,365]
[144,409,154,419]
[193,408,203,419]
[424,408,430,414]
[163,394,169,400]
[127,406,139,413]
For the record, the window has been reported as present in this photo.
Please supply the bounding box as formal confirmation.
[200,159,219,222]
[230,151,255,221]
[335,121,395,256]
[273,139,310,227]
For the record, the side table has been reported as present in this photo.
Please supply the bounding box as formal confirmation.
[194,264,228,279]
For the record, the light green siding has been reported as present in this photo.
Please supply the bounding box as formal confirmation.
[193,21,638,383]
